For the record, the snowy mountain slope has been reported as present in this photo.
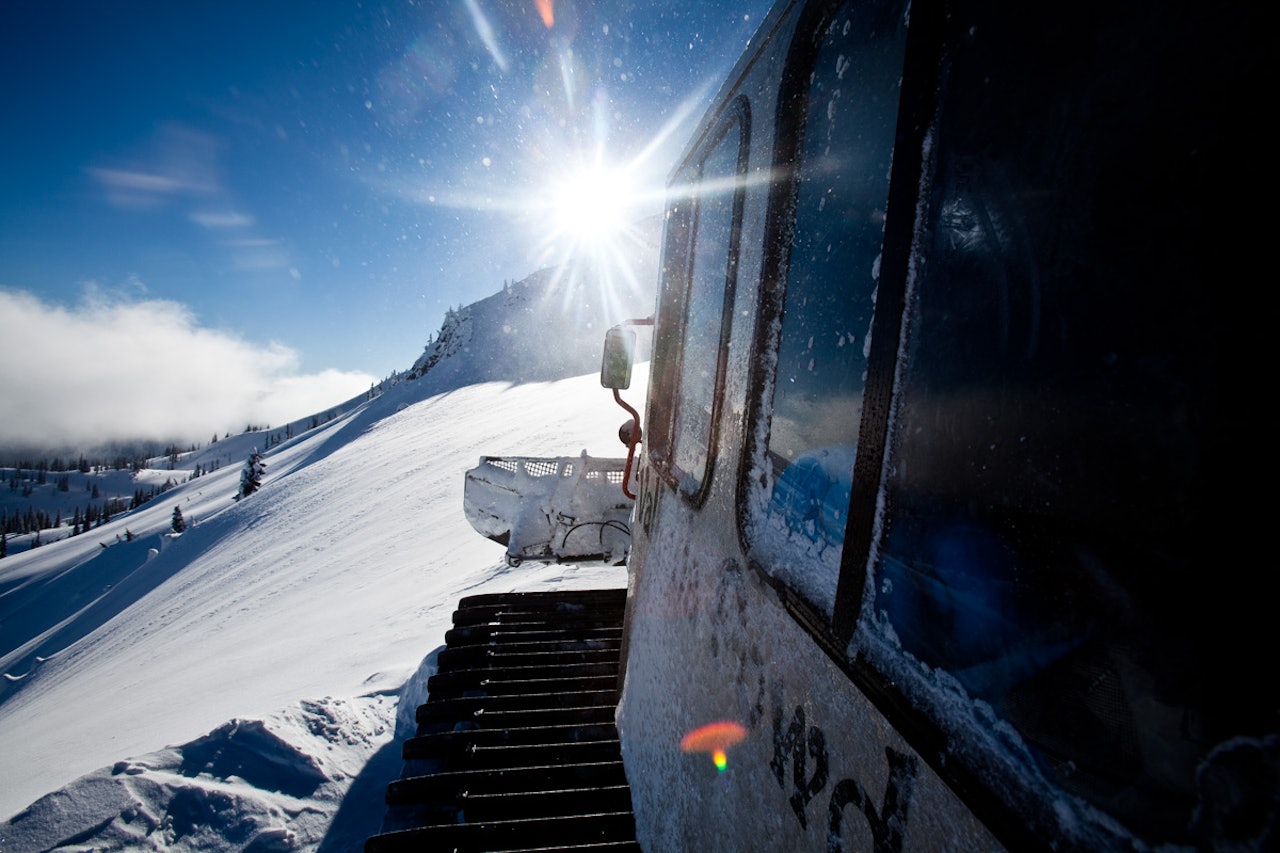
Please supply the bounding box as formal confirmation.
[0,279,652,849]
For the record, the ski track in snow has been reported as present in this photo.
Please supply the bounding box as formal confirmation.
[0,363,646,849]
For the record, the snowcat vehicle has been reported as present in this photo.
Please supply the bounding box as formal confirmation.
[368,0,1274,849]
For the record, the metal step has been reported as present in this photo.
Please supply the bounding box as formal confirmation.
[387,761,630,805]
[406,721,620,757]
[441,635,622,654]
[458,784,635,824]
[445,624,622,647]
[368,588,635,852]
[380,780,635,829]
[417,703,619,735]
[427,662,620,698]
[449,609,626,629]
[406,737,625,772]
[437,644,622,670]
[418,690,620,722]
[456,588,628,611]
[367,811,637,853]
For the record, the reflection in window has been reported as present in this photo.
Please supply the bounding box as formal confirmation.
[870,4,1267,843]
[751,4,907,616]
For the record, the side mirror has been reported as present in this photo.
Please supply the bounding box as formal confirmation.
[600,327,636,390]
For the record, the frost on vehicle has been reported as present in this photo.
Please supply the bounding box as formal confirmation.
[744,3,905,618]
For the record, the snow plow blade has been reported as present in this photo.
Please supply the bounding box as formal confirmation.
[463,454,634,566]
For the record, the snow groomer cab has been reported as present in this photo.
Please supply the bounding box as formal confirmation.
[603,0,1274,849]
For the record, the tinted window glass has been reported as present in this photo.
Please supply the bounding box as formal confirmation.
[750,2,907,616]
[870,3,1270,843]
[645,201,694,474]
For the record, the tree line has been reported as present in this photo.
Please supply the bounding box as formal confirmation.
[1,487,165,538]
[0,444,203,476]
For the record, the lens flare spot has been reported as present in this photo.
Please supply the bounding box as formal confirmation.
[534,0,554,28]
[680,721,748,771]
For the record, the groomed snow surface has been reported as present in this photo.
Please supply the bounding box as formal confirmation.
[0,367,644,851]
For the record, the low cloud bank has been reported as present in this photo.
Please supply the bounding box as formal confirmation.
[0,289,375,451]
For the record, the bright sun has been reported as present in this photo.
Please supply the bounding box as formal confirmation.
[527,154,655,326]
[550,166,636,247]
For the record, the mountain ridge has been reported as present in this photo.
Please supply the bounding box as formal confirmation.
[407,219,660,391]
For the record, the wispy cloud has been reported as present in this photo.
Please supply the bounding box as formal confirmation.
[87,123,222,209]
[190,209,255,229]
[86,123,292,273]
[0,288,375,451]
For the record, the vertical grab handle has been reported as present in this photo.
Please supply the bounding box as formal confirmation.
[614,388,642,499]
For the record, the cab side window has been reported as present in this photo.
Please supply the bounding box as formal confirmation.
[651,106,748,500]
[747,1,907,616]
[866,4,1269,843]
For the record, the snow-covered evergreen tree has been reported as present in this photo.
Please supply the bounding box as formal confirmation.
[409,305,472,379]
[171,506,186,533]
[237,449,266,499]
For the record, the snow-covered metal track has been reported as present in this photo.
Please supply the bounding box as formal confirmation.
[366,587,639,852]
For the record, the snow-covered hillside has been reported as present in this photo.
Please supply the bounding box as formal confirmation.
[0,267,653,850]
[409,219,659,389]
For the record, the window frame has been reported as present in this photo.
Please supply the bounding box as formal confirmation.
[738,0,923,646]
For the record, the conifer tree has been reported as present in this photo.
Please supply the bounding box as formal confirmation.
[171,506,186,533]
[238,448,266,499]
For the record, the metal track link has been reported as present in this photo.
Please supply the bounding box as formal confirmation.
[367,588,637,853]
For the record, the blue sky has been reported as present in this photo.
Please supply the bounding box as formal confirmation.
[0,0,770,448]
